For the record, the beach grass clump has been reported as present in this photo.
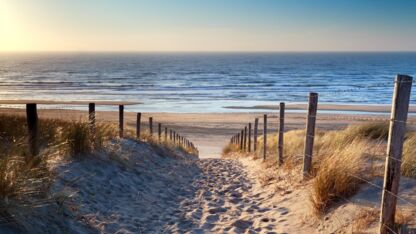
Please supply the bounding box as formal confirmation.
[62,121,92,156]
[321,122,389,147]
[310,140,369,215]
[130,130,199,157]
[0,155,24,200]
[61,121,117,157]
[222,143,240,156]
[402,132,416,178]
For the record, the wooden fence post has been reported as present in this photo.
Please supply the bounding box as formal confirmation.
[240,130,244,151]
[278,102,285,165]
[254,118,259,151]
[136,113,141,139]
[88,103,96,145]
[380,75,413,234]
[26,103,39,157]
[236,133,240,146]
[158,123,162,141]
[119,105,124,138]
[173,131,176,143]
[303,92,318,178]
[165,127,168,141]
[170,130,173,141]
[263,114,267,160]
[244,126,247,151]
[248,123,252,152]
[88,102,95,131]
[149,117,153,136]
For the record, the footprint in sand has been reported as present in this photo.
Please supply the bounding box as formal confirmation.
[277,207,289,215]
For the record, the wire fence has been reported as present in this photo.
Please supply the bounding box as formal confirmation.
[228,75,416,233]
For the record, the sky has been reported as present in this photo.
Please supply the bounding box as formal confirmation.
[1,0,416,52]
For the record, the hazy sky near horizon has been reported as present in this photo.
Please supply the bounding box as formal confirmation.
[1,0,416,52]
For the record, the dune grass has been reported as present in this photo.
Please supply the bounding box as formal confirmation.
[222,122,393,215]
[402,132,416,178]
[131,130,198,156]
[310,140,370,215]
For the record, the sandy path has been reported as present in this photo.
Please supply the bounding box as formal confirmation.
[164,159,284,233]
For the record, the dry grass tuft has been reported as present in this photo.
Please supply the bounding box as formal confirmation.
[61,121,116,157]
[222,143,240,156]
[128,130,198,157]
[63,121,92,156]
[402,132,416,178]
[310,140,370,216]
[352,208,379,232]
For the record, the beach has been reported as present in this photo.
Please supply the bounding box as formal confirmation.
[2,103,415,158]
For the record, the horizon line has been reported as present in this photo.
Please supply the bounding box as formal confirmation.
[1,50,416,54]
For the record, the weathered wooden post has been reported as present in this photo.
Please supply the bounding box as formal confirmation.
[248,123,252,152]
[263,114,267,160]
[236,133,240,146]
[149,117,153,136]
[119,105,124,138]
[303,92,318,178]
[278,102,285,165]
[244,126,247,151]
[254,118,259,151]
[173,131,176,143]
[380,75,413,234]
[26,103,39,157]
[88,103,96,145]
[136,112,141,139]
[88,103,95,131]
[158,123,162,141]
[170,129,173,141]
[240,130,244,151]
[165,127,168,142]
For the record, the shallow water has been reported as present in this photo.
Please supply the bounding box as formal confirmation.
[0,52,415,112]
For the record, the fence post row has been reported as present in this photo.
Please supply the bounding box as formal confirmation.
[22,103,198,157]
[278,102,285,165]
[136,112,141,139]
[119,105,124,138]
[380,75,413,234]
[248,123,252,152]
[302,92,318,179]
[254,118,259,151]
[263,114,268,160]
[26,103,39,157]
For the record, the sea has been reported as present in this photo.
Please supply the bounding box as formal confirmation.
[0,52,415,113]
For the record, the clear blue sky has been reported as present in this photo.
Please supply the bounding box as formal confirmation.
[1,0,416,51]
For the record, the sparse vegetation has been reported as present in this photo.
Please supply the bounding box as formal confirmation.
[403,132,416,178]
[0,113,195,228]
[222,122,393,216]
[310,140,369,215]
